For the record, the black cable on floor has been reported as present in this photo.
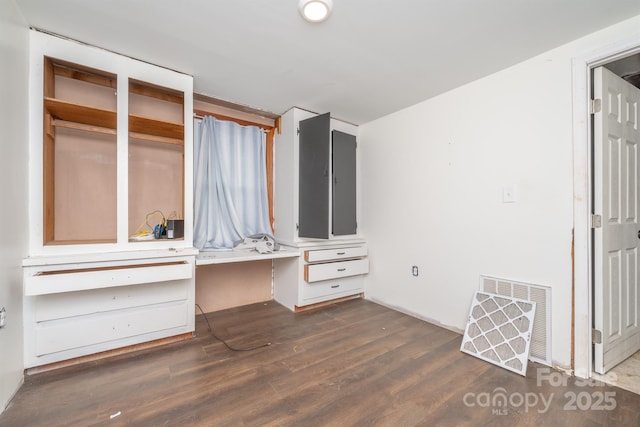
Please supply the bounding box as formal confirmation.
[195,303,271,352]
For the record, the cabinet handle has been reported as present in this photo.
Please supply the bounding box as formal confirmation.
[336,252,346,255]
[337,268,346,272]
[331,284,340,288]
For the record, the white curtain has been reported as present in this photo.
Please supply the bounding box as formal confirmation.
[194,116,271,250]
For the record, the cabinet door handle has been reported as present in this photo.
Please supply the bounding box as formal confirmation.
[337,268,346,272]
[336,252,346,255]
[331,284,340,288]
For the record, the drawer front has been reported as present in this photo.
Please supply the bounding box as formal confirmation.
[304,258,369,283]
[25,261,193,296]
[304,246,367,262]
[302,275,363,301]
[35,300,189,356]
[34,280,189,322]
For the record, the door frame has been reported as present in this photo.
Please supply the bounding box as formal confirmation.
[573,35,640,379]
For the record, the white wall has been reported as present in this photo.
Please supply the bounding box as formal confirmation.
[359,14,640,369]
[0,0,29,413]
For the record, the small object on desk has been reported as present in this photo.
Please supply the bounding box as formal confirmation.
[233,234,280,254]
[154,223,167,239]
[166,219,184,239]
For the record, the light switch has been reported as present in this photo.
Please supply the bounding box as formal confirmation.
[502,185,517,203]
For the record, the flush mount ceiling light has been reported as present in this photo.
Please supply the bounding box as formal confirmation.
[299,0,333,23]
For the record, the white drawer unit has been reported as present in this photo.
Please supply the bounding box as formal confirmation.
[274,241,368,311]
[23,251,196,368]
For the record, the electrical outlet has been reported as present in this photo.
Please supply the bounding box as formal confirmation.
[0,307,6,328]
[502,185,517,203]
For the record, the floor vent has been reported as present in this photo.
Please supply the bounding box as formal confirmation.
[480,275,552,365]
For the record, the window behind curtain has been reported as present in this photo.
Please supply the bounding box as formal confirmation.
[193,116,271,250]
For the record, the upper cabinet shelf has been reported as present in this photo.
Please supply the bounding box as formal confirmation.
[44,98,184,145]
[44,97,117,130]
[128,78,184,144]
[129,114,184,142]
[44,59,185,145]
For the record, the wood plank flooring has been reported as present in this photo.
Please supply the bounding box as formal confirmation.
[1,299,639,426]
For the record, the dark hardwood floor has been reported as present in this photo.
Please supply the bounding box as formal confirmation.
[1,299,639,426]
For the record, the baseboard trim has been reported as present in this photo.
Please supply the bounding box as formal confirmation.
[365,296,465,335]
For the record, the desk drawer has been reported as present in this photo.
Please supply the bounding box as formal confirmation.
[35,300,189,356]
[304,246,367,262]
[302,275,363,301]
[304,258,369,283]
[25,261,192,296]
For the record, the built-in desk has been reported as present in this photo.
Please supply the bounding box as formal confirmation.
[194,247,301,314]
[22,247,299,369]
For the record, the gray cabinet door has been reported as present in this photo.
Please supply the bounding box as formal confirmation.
[332,130,357,235]
[299,113,330,239]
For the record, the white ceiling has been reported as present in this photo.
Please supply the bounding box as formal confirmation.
[14,0,640,125]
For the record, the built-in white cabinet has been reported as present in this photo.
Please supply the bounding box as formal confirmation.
[23,31,196,368]
[274,243,368,310]
[274,107,361,244]
[28,31,194,256]
[23,250,196,368]
[273,108,368,310]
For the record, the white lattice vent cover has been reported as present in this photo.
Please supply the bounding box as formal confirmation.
[480,275,551,365]
[460,291,536,376]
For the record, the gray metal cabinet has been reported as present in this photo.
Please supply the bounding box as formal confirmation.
[298,113,357,239]
[299,113,330,238]
[331,130,357,236]
[273,108,367,312]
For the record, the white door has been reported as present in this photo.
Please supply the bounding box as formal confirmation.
[594,66,640,374]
